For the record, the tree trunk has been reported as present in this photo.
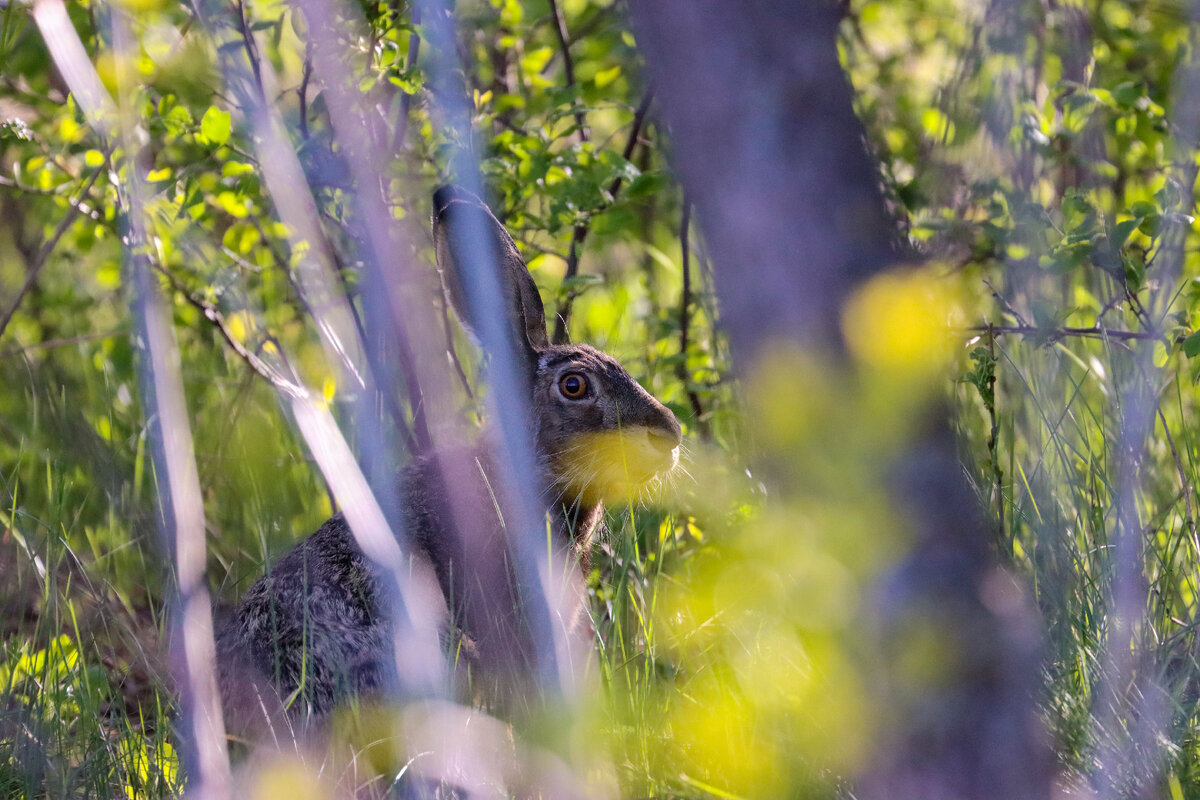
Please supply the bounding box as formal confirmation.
[631,2,1054,797]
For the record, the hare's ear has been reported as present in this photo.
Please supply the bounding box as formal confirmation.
[432,185,550,364]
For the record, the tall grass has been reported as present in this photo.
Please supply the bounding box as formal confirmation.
[957,324,1200,795]
[1,436,177,797]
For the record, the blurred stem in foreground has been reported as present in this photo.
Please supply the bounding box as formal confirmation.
[631,2,1054,797]
[30,2,232,797]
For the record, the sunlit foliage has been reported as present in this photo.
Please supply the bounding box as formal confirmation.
[3,0,1200,797]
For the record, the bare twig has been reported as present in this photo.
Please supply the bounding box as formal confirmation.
[1156,402,1198,566]
[551,89,653,343]
[234,0,265,101]
[440,293,475,401]
[195,0,427,453]
[968,324,1164,342]
[982,278,1031,327]
[0,175,104,221]
[298,52,312,140]
[391,5,421,152]
[676,197,706,435]
[245,218,421,453]
[157,242,302,392]
[986,325,1004,541]
[546,0,589,143]
[0,329,125,359]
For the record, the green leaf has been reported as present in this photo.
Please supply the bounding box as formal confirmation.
[1125,255,1145,292]
[222,222,260,254]
[1153,340,1169,368]
[1130,200,1157,218]
[388,71,422,94]
[1111,218,1140,248]
[594,65,621,88]
[199,106,231,147]
[1182,330,1200,358]
[626,171,669,200]
[213,190,249,218]
[521,46,553,75]
[96,262,121,289]
[499,0,522,26]
[1113,81,1142,108]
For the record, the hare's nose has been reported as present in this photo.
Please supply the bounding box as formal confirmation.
[647,428,680,454]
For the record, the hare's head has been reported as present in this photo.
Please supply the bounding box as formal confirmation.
[433,185,682,507]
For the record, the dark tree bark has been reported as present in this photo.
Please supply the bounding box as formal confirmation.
[631,2,898,360]
[630,2,1054,797]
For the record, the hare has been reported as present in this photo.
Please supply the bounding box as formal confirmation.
[216,185,681,730]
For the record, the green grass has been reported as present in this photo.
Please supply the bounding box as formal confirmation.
[0,486,179,799]
[7,295,1200,799]
[957,327,1200,796]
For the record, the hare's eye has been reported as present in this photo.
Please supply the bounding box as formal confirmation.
[558,372,589,399]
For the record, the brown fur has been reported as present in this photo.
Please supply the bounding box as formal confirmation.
[216,186,681,735]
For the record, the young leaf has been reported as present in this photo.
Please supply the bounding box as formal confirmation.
[199,106,231,147]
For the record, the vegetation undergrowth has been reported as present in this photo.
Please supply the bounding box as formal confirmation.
[6,0,1200,797]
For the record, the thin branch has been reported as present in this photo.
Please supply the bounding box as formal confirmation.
[676,197,706,435]
[0,175,104,221]
[968,324,1164,342]
[564,4,613,48]
[234,0,265,101]
[982,278,1031,327]
[0,157,108,342]
[0,329,125,359]
[155,261,303,392]
[440,293,475,402]
[298,52,312,140]
[986,324,1004,541]
[199,0,435,455]
[245,218,421,453]
[546,0,589,143]
[1156,402,1199,567]
[551,89,653,343]
[390,6,421,152]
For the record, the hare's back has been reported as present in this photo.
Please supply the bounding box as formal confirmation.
[218,515,392,716]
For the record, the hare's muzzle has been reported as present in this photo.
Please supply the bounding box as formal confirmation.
[619,426,680,480]
[647,428,681,459]
[557,426,680,506]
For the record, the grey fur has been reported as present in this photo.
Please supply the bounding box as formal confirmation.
[216,186,681,730]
